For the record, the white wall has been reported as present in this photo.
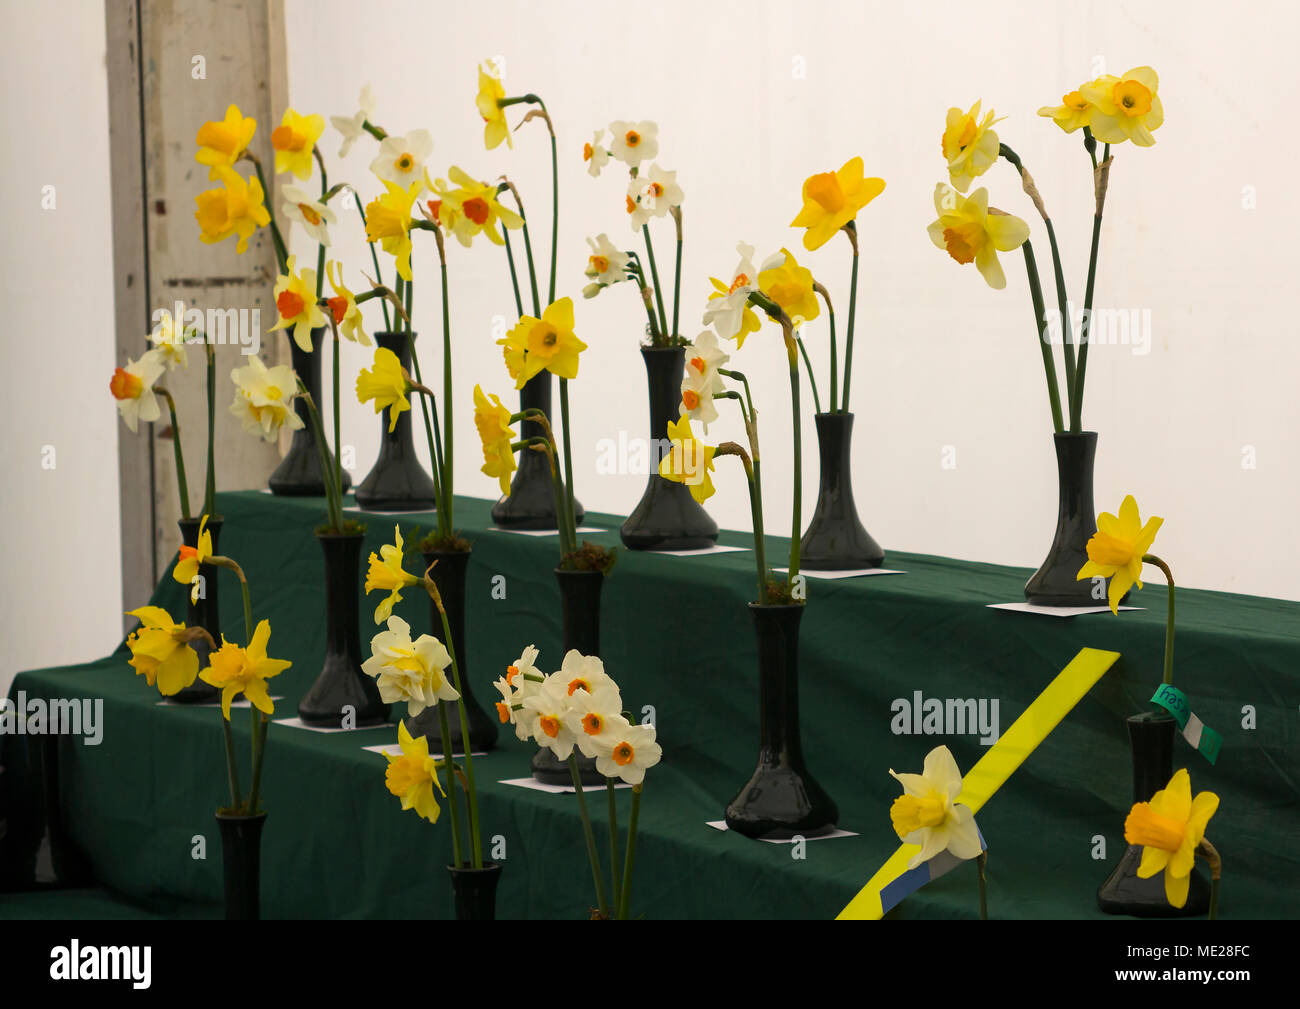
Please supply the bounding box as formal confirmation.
[0,1,120,695]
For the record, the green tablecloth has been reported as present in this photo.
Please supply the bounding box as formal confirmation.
[3,490,1297,919]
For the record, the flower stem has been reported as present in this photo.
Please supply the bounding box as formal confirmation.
[641,225,669,340]
[332,331,342,513]
[559,379,578,553]
[785,331,803,581]
[795,334,823,415]
[247,154,288,274]
[840,222,859,413]
[298,386,344,530]
[568,754,607,916]
[438,235,454,535]
[618,783,642,920]
[977,851,989,920]
[671,209,683,341]
[606,779,621,910]
[436,603,480,868]
[1044,219,1076,423]
[1073,203,1105,431]
[155,388,191,519]
[220,715,241,812]
[1143,553,1176,686]
[436,700,465,869]
[1020,240,1065,433]
[1197,838,1221,920]
[204,343,216,516]
[497,186,525,318]
[501,181,540,315]
[815,284,838,414]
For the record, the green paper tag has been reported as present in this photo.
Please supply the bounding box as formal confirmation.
[1150,684,1220,765]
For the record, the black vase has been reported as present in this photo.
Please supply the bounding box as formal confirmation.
[491,372,584,529]
[532,568,604,786]
[1097,711,1211,916]
[216,811,266,920]
[405,549,498,753]
[447,861,503,920]
[354,331,437,511]
[621,347,718,550]
[173,516,222,703]
[1025,431,1100,605]
[799,412,884,570]
[725,604,838,839]
[297,531,390,727]
[268,326,352,496]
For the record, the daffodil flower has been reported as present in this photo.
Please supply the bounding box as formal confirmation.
[790,157,885,251]
[475,62,512,151]
[431,166,523,247]
[659,415,716,503]
[364,179,421,282]
[625,178,653,230]
[356,346,412,433]
[583,130,609,177]
[173,513,214,602]
[281,186,336,247]
[125,605,202,696]
[926,183,1029,290]
[330,83,376,158]
[473,385,517,495]
[110,351,166,433]
[582,233,630,299]
[501,297,587,389]
[1037,84,1100,134]
[493,645,543,741]
[195,104,257,178]
[680,329,730,430]
[757,248,820,327]
[702,242,761,346]
[1081,67,1163,147]
[941,101,1004,193]
[149,310,191,370]
[271,107,325,180]
[230,355,304,442]
[362,615,460,716]
[1076,494,1163,614]
[199,619,291,721]
[562,684,625,760]
[889,744,983,870]
[521,677,580,760]
[384,719,446,823]
[608,120,658,168]
[194,166,271,254]
[592,716,661,786]
[1124,768,1218,908]
[370,129,433,189]
[324,261,370,346]
[363,525,420,624]
[558,650,615,698]
[627,163,682,231]
[267,255,327,352]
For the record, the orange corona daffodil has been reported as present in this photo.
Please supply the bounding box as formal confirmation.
[1124,769,1218,909]
[1081,67,1163,147]
[271,107,325,179]
[268,255,326,352]
[790,157,885,251]
[195,104,257,178]
[926,183,1029,290]
[194,166,270,254]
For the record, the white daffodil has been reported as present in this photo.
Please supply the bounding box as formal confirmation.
[521,676,579,760]
[635,163,683,219]
[608,120,658,168]
[583,130,610,178]
[625,176,654,231]
[888,744,983,870]
[702,242,759,343]
[493,644,544,741]
[679,366,720,431]
[282,186,337,246]
[562,684,625,760]
[593,715,661,785]
[330,83,376,158]
[685,330,728,391]
[582,233,631,298]
[110,350,166,433]
[557,650,614,698]
[362,615,459,717]
[229,354,304,442]
[370,129,433,190]
[149,310,191,370]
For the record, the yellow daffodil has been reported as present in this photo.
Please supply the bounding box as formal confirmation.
[658,415,716,503]
[790,157,885,251]
[199,619,291,721]
[757,248,820,327]
[940,101,1004,193]
[1076,494,1163,614]
[125,605,201,697]
[195,104,257,178]
[385,718,446,822]
[110,350,165,433]
[474,384,517,495]
[889,745,982,870]
[267,255,326,353]
[364,179,420,283]
[363,525,420,625]
[432,166,523,247]
[1037,83,1103,134]
[926,183,1029,290]
[476,62,511,151]
[356,346,412,432]
[230,355,304,442]
[325,260,371,346]
[271,107,325,179]
[1081,67,1163,147]
[501,298,587,389]
[194,166,271,254]
[173,514,214,603]
[1124,769,1218,908]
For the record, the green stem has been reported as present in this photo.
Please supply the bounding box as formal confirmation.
[641,225,669,340]
[1073,207,1104,432]
[248,157,288,274]
[155,388,191,519]
[795,335,823,415]
[498,186,525,318]
[606,779,621,911]
[627,257,660,341]
[618,784,642,920]
[504,185,540,315]
[568,754,607,916]
[977,852,988,921]
[559,379,578,554]
[1045,219,1076,424]
[544,101,558,305]
[332,332,342,509]
[204,344,216,516]
[436,700,465,869]
[1143,554,1176,686]
[738,453,767,603]
[671,212,682,341]
[220,716,241,812]
[436,604,480,869]
[786,341,802,581]
[1021,240,1065,433]
[298,386,344,530]
[439,249,453,535]
[840,222,859,413]
[354,199,392,331]
[818,288,838,414]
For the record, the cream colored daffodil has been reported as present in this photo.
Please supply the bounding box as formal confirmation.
[330,83,376,158]
[521,676,579,760]
[230,355,304,442]
[582,233,631,298]
[362,615,460,717]
[281,186,336,247]
[592,716,661,786]
[150,310,191,370]
[493,645,543,741]
[608,120,658,168]
[562,684,625,760]
[370,129,433,189]
[702,242,761,346]
[889,744,983,870]
[583,130,609,177]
